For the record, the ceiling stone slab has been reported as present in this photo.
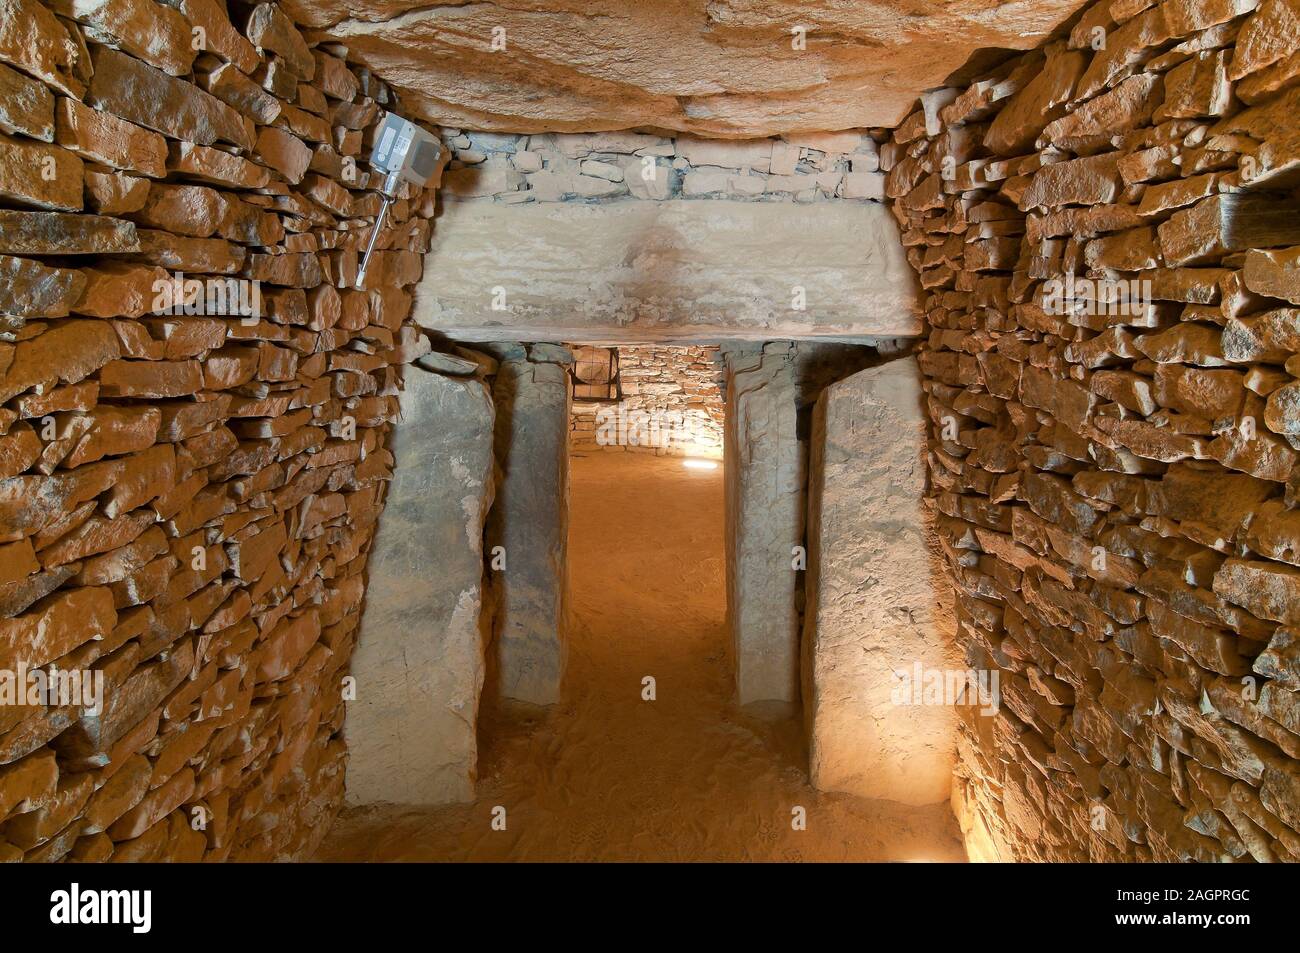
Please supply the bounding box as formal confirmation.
[297,0,1091,137]
[416,199,920,343]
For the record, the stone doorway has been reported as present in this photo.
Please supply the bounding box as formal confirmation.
[318,444,963,861]
[329,337,962,859]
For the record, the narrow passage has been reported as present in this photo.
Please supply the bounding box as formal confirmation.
[316,453,963,861]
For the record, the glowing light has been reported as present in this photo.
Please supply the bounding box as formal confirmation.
[682,458,718,470]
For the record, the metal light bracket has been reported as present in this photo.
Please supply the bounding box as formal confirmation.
[356,113,443,288]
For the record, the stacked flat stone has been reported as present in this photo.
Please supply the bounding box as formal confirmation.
[569,346,725,457]
[885,0,1300,862]
[0,0,440,861]
[438,130,888,204]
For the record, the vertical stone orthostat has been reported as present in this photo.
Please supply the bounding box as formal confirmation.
[345,367,495,806]
[489,344,573,705]
[803,357,957,806]
[724,343,804,705]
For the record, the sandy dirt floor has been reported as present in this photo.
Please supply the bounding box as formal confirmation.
[315,452,966,862]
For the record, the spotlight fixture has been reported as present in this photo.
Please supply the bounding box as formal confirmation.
[682,458,719,470]
[356,113,443,288]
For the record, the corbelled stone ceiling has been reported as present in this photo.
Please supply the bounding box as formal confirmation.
[287,0,1091,137]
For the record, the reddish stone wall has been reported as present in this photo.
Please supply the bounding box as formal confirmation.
[0,0,437,860]
[887,0,1300,861]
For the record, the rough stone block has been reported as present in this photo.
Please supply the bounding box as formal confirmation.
[724,344,802,705]
[803,358,957,806]
[87,47,252,150]
[344,367,494,805]
[419,200,921,342]
[488,351,571,705]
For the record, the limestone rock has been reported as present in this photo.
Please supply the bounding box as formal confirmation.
[0,60,54,141]
[803,357,957,806]
[0,210,138,255]
[0,0,87,97]
[0,749,58,822]
[579,159,623,183]
[488,351,570,706]
[203,62,282,126]
[1266,381,1300,434]
[1230,0,1300,80]
[675,136,772,171]
[135,229,245,273]
[166,0,259,74]
[87,47,253,150]
[245,251,323,287]
[1222,310,1294,361]
[0,587,116,670]
[1159,49,1232,119]
[1039,74,1164,154]
[107,768,194,840]
[1072,4,1176,101]
[1214,558,1300,625]
[1255,627,1300,690]
[724,344,802,704]
[0,134,82,211]
[1159,195,1300,266]
[247,2,315,80]
[0,320,119,403]
[307,0,1092,136]
[1019,153,1121,210]
[419,200,920,342]
[985,49,1087,156]
[81,754,150,834]
[1244,246,1300,303]
[169,142,270,189]
[55,0,197,76]
[345,367,494,806]
[72,262,169,318]
[130,183,229,238]
[55,97,167,179]
[0,255,86,318]
[1246,501,1300,568]
[253,126,312,184]
[98,358,203,397]
[840,171,886,200]
[312,49,358,101]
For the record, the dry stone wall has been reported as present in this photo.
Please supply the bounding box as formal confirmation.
[0,0,440,861]
[886,0,1300,861]
[438,129,889,206]
[570,346,724,459]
